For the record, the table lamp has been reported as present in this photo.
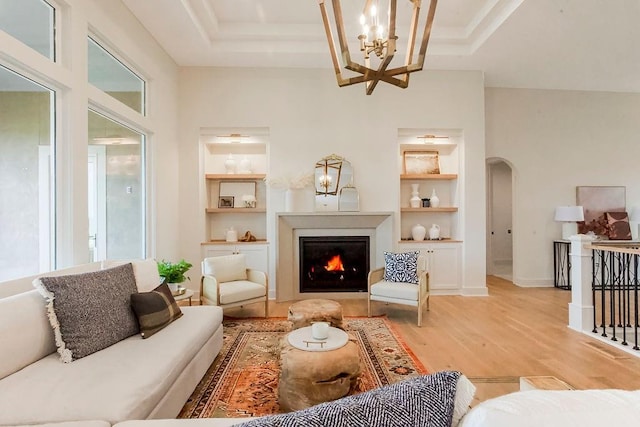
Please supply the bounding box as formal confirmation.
[555,206,585,240]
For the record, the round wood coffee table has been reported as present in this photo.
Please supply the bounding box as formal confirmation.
[278,326,361,412]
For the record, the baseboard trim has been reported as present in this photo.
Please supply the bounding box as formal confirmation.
[513,278,554,288]
[461,287,489,296]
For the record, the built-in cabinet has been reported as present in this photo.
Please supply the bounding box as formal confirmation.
[397,132,462,293]
[201,130,269,271]
[398,242,461,291]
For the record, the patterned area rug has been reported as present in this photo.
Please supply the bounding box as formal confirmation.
[178,316,427,419]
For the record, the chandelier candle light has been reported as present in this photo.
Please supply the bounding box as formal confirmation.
[318,0,438,95]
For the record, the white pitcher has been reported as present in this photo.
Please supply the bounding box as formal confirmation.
[429,224,441,240]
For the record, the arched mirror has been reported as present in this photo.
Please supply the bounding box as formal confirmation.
[315,154,355,211]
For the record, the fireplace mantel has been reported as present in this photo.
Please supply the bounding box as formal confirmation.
[276,211,393,301]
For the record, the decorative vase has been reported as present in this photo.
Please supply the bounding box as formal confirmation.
[429,224,441,240]
[285,188,305,212]
[410,183,421,208]
[411,224,427,241]
[224,154,237,174]
[238,156,252,174]
[225,226,238,242]
[167,283,179,292]
[430,188,440,208]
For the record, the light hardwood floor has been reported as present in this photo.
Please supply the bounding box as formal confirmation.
[215,275,640,403]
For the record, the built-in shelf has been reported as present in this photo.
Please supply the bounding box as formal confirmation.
[400,174,457,180]
[201,239,268,245]
[206,173,266,180]
[401,207,458,213]
[205,208,267,214]
[399,238,463,243]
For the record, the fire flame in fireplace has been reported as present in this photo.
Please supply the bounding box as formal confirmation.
[324,255,345,272]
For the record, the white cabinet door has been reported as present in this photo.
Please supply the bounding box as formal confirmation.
[398,242,461,291]
[427,244,460,290]
[202,243,268,273]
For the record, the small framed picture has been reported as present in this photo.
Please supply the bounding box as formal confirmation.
[218,196,234,208]
[403,150,440,174]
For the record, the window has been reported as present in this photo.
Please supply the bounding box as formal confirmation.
[0,65,55,281]
[88,37,145,114]
[0,0,55,60]
[88,110,146,261]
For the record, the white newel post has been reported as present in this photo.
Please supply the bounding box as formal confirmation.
[568,234,596,332]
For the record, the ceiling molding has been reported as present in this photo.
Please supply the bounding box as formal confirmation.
[179,0,214,46]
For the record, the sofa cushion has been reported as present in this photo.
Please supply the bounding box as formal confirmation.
[203,254,248,283]
[237,371,463,427]
[34,263,139,362]
[384,251,419,284]
[370,281,419,302]
[102,258,163,292]
[0,290,56,380]
[131,283,183,338]
[0,306,223,425]
[219,280,265,304]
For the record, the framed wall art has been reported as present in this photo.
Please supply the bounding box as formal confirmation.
[403,150,440,174]
[576,185,626,236]
[218,196,234,208]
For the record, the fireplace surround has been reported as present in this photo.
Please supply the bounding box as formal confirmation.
[276,212,393,301]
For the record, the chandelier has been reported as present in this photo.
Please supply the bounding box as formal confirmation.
[318,0,438,95]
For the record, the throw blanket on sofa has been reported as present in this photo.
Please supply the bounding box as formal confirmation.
[238,371,462,427]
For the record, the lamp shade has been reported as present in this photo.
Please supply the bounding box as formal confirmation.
[554,206,584,222]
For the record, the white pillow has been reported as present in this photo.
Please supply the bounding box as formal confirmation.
[453,374,477,427]
[101,258,162,292]
[202,254,248,283]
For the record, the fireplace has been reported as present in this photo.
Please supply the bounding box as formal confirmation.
[299,236,370,293]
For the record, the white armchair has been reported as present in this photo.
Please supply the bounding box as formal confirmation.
[200,253,268,317]
[367,254,429,326]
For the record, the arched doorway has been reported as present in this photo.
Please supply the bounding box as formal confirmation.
[486,158,514,281]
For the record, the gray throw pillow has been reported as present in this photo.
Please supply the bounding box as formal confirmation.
[34,263,140,362]
[237,371,462,427]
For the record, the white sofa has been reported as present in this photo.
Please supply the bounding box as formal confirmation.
[113,387,640,426]
[3,264,640,427]
[0,261,224,427]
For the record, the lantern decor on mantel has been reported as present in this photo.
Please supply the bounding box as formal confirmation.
[318,0,438,95]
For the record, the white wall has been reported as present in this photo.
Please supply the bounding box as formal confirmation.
[178,68,487,295]
[486,88,640,286]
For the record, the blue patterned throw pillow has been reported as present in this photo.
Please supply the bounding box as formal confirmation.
[384,251,419,284]
[236,371,462,427]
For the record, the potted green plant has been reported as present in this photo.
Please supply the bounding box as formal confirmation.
[157,259,192,292]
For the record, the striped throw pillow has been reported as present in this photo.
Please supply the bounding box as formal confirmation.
[131,283,183,338]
